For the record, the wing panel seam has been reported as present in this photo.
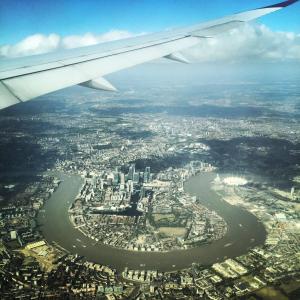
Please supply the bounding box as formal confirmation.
[1,36,193,81]
[0,80,23,103]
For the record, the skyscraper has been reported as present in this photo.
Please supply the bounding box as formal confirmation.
[144,166,151,183]
[128,164,135,180]
[133,172,140,184]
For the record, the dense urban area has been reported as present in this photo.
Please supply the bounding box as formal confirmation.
[69,161,227,252]
[0,68,299,299]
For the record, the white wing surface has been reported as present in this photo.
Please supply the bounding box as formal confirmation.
[0,0,298,109]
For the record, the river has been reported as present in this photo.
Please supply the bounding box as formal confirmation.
[37,172,266,272]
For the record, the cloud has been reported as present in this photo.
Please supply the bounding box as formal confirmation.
[0,33,60,57]
[184,23,300,62]
[0,24,299,62]
[61,30,134,49]
[0,30,135,58]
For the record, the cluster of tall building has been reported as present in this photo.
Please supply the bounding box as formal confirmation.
[127,164,152,185]
[95,164,152,194]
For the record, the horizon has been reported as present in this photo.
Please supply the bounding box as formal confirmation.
[0,0,300,63]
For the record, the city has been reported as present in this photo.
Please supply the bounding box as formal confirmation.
[69,162,227,252]
[0,67,299,298]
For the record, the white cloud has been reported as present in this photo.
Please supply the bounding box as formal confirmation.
[0,33,60,57]
[0,24,299,62]
[0,30,135,58]
[61,30,134,49]
[184,23,300,62]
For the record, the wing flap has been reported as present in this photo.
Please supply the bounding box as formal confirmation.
[3,65,88,101]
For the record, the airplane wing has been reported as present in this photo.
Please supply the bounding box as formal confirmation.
[0,0,298,110]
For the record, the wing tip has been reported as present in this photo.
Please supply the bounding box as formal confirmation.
[263,0,299,8]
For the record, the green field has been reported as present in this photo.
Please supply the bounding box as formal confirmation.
[153,213,175,223]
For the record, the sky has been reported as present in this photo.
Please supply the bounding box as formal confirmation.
[0,0,299,62]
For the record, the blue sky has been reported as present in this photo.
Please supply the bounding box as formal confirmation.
[0,0,299,45]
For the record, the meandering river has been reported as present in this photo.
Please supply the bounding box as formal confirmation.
[37,172,266,271]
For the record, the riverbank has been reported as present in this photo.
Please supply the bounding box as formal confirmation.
[37,172,266,272]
